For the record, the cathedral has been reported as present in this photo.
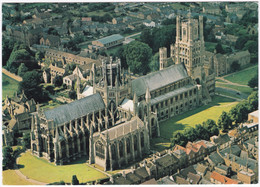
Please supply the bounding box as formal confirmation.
[31,15,215,171]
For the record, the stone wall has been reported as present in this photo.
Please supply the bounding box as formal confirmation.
[2,68,23,82]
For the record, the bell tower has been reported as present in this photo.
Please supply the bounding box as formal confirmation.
[174,13,205,84]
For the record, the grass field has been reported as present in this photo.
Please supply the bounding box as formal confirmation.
[18,152,107,184]
[151,96,238,151]
[2,170,35,185]
[2,73,19,100]
[224,65,258,85]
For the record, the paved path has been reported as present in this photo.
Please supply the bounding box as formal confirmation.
[125,32,141,39]
[215,92,242,102]
[85,162,112,177]
[216,77,250,88]
[15,152,48,185]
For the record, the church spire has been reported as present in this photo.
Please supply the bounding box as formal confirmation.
[145,87,151,103]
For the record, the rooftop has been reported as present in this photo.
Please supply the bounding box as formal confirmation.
[96,34,124,45]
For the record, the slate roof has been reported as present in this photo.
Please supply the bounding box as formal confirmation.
[96,34,124,45]
[196,164,208,175]
[208,152,224,165]
[99,117,144,140]
[134,167,149,179]
[151,84,196,105]
[212,134,231,145]
[156,154,178,168]
[187,172,201,184]
[132,63,189,97]
[219,145,241,157]
[43,93,105,125]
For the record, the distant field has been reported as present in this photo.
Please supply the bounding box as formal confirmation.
[18,152,108,184]
[2,73,19,100]
[224,65,258,85]
[151,96,238,151]
[216,83,253,95]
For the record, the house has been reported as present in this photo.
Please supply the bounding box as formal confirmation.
[196,163,208,176]
[3,92,36,131]
[39,34,61,48]
[237,170,257,184]
[210,134,232,149]
[155,153,179,178]
[112,17,124,24]
[43,69,51,83]
[173,140,215,166]
[63,74,77,88]
[223,34,238,46]
[248,110,259,123]
[214,164,231,176]
[202,5,221,15]
[210,171,238,184]
[206,151,225,167]
[143,20,156,27]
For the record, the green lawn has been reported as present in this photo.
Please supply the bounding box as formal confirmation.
[2,169,35,185]
[216,83,253,95]
[151,96,238,151]
[18,152,107,184]
[106,45,123,56]
[2,73,19,100]
[224,65,258,85]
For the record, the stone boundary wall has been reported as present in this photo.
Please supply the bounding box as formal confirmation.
[2,68,23,82]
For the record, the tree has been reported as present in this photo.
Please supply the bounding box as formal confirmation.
[217,111,232,131]
[6,49,32,74]
[230,61,240,72]
[183,127,198,142]
[215,43,225,54]
[122,41,152,75]
[22,132,31,149]
[235,35,249,50]
[35,51,45,62]
[2,37,15,67]
[139,28,153,49]
[72,175,79,185]
[171,131,187,147]
[3,146,15,170]
[202,119,219,137]
[195,124,210,140]
[69,90,77,100]
[18,70,44,102]
[17,63,28,77]
[53,76,63,87]
[248,74,258,89]
[247,91,258,111]
[149,53,159,72]
[65,64,76,75]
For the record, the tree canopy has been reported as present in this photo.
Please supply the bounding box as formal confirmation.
[217,111,232,131]
[248,74,258,89]
[18,70,46,102]
[3,146,15,170]
[122,41,152,75]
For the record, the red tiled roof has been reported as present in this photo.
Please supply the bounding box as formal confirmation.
[211,171,238,184]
